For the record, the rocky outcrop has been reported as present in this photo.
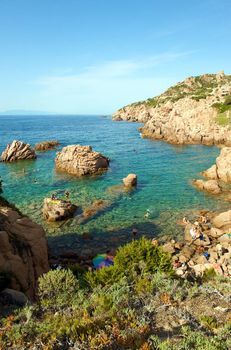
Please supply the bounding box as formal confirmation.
[203,147,231,182]
[192,179,221,194]
[55,145,109,176]
[123,174,137,188]
[113,72,231,145]
[35,140,60,151]
[1,140,36,162]
[43,198,77,222]
[113,104,150,122]
[167,210,231,278]
[0,204,49,299]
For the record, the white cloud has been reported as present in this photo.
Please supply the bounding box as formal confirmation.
[30,51,194,113]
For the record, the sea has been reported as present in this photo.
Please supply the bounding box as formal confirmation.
[0,115,228,255]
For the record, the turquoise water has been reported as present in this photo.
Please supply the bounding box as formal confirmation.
[0,115,227,255]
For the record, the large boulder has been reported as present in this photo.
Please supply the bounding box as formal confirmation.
[212,209,231,230]
[55,145,109,176]
[216,147,231,182]
[0,205,49,299]
[1,140,36,162]
[203,147,231,182]
[35,140,60,151]
[43,198,77,222]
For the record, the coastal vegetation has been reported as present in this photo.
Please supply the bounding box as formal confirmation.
[0,237,230,349]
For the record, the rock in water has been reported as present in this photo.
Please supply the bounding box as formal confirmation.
[192,179,221,194]
[43,198,77,222]
[55,145,109,176]
[1,140,36,162]
[35,140,60,151]
[0,205,49,299]
[123,174,137,187]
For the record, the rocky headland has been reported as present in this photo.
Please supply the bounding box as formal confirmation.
[1,140,36,162]
[55,144,110,176]
[113,71,231,145]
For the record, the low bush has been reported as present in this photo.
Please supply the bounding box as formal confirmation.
[86,237,173,288]
[38,269,79,309]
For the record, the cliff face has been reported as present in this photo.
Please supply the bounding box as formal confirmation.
[0,200,49,299]
[112,71,231,145]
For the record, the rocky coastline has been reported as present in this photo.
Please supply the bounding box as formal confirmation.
[113,71,231,146]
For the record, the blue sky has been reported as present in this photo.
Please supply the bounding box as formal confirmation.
[0,0,230,114]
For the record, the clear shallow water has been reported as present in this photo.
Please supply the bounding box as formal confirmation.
[0,115,228,255]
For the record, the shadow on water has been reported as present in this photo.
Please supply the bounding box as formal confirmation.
[48,221,162,257]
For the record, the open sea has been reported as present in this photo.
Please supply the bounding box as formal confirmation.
[0,115,228,255]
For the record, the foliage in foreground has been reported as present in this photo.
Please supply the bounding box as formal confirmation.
[86,237,173,288]
[0,238,230,350]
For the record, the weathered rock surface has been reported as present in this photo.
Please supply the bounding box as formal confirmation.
[203,147,231,182]
[43,198,77,222]
[55,145,109,176]
[192,179,221,194]
[212,209,231,230]
[1,140,36,162]
[113,72,231,145]
[0,204,49,299]
[123,173,137,187]
[35,140,60,151]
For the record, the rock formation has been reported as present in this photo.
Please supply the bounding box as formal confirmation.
[192,179,221,194]
[35,140,60,151]
[203,147,231,182]
[123,174,137,188]
[165,210,231,278]
[55,145,109,176]
[43,198,77,222]
[1,140,36,162]
[113,72,231,145]
[0,203,49,299]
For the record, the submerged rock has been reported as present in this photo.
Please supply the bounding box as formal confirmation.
[1,140,36,162]
[43,198,77,222]
[0,205,49,299]
[35,140,60,151]
[55,145,109,176]
[123,174,137,188]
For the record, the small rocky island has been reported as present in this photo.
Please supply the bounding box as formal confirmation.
[55,144,110,175]
[1,140,36,162]
[35,140,60,151]
[113,71,231,145]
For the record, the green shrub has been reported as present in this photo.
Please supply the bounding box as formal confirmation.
[224,95,231,106]
[38,269,79,309]
[200,315,219,330]
[202,268,216,282]
[86,237,173,288]
[215,112,230,126]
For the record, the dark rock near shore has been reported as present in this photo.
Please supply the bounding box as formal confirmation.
[0,205,49,299]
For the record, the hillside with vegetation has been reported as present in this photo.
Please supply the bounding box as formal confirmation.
[113,71,231,145]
